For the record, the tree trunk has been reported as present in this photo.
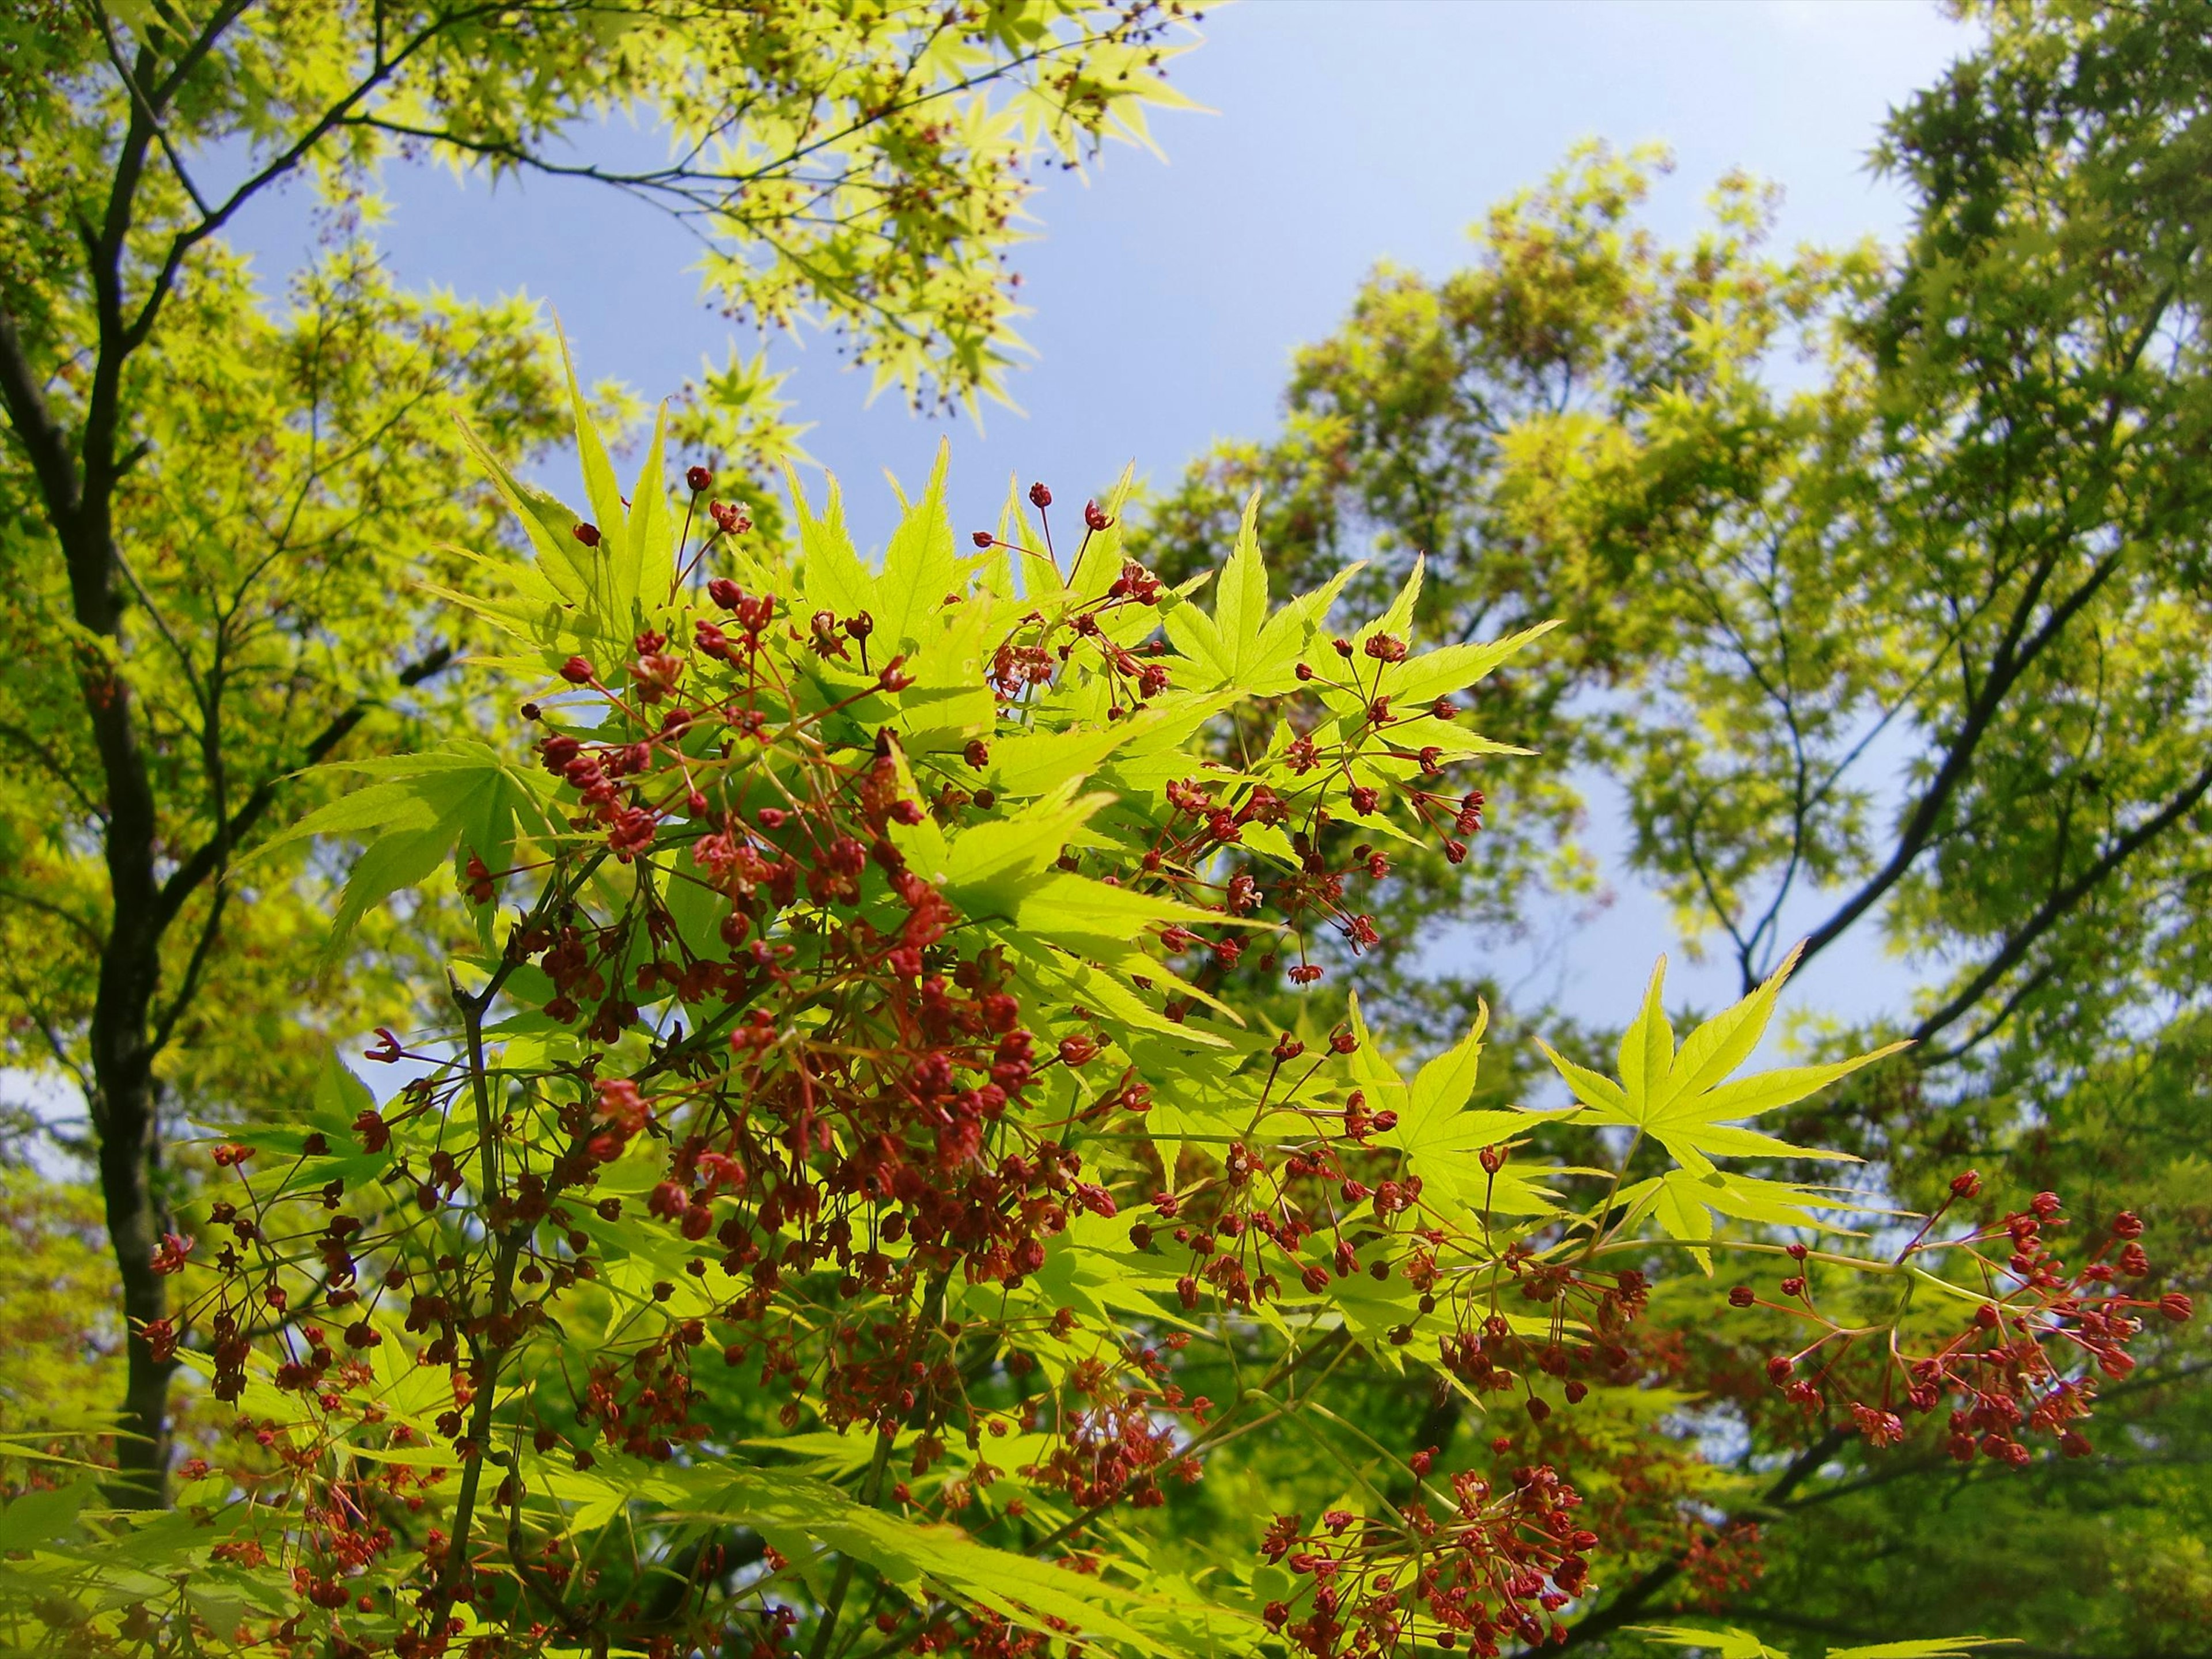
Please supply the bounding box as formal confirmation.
[92,1067,173,1508]
[74,524,179,1511]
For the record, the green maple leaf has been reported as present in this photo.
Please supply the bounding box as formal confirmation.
[1535,945,1907,1179]
[1350,997,1564,1218]
[1161,490,1359,693]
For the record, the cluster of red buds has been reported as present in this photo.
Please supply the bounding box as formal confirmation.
[1732,1176,2190,1463]
[1261,1460,1594,1656]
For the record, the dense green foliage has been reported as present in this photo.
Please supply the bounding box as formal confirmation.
[1,377,2171,1659]
[1145,0,2212,1647]
[1,2,2205,1656]
[0,0,1192,1507]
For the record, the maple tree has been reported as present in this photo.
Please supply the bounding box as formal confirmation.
[0,370,2180,1657]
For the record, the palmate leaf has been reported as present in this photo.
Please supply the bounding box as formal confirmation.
[1350,996,1565,1218]
[1161,490,1360,693]
[252,742,560,953]
[1535,946,1908,1177]
[797,440,961,656]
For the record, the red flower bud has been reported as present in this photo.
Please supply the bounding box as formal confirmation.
[1028,482,1052,509]
[1950,1169,1982,1198]
[685,465,713,493]
[572,522,601,548]
[150,1232,193,1275]
[1728,1285,1756,1308]
[2159,1292,2194,1322]
[560,655,596,685]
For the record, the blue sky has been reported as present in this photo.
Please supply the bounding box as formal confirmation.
[230,0,1980,1038]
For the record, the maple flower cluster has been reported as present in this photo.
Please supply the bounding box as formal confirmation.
[1737,1178,2185,1463]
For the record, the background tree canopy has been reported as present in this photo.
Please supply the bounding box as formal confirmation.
[1146,0,2212,1648]
[0,1,2204,1656]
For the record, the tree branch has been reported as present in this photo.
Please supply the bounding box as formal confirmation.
[153,643,454,928]
[1909,753,2212,1047]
